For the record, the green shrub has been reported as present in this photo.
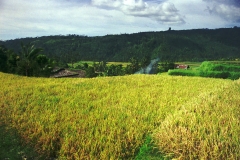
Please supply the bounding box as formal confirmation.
[212,64,240,72]
[168,69,199,77]
[199,71,230,79]
[187,61,240,79]
[199,61,240,72]
[198,61,214,72]
[229,72,240,80]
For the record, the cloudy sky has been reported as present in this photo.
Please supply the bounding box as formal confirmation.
[1,0,240,40]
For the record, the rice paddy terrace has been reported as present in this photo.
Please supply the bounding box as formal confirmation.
[0,72,239,159]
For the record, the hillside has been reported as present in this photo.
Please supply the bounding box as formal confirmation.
[0,72,239,159]
[1,27,240,63]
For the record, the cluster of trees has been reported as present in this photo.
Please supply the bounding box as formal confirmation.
[76,56,174,78]
[0,43,55,77]
[0,42,175,78]
[73,56,152,78]
[84,61,125,78]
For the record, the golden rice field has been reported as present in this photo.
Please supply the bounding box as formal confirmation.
[0,72,239,159]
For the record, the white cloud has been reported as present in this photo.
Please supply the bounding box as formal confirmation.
[91,0,185,25]
[0,0,168,40]
[203,0,240,22]
[168,0,225,29]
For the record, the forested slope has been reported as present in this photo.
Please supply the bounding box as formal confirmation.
[1,27,240,63]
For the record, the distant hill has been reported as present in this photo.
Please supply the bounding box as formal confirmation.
[1,27,240,63]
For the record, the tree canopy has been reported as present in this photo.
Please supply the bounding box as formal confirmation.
[0,43,55,77]
[1,27,239,64]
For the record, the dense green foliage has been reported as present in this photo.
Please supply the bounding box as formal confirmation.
[1,43,164,77]
[168,69,199,77]
[168,61,240,80]
[74,56,156,77]
[1,28,240,63]
[0,43,55,77]
[158,61,175,72]
[199,61,240,72]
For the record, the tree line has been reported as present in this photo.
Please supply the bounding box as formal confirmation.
[0,43,175,78]
[74,56,174,78]
[0,43,55,77]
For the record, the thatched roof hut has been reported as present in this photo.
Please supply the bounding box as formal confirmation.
[50,68,85,78]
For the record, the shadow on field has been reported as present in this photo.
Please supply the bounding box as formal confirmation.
[0,125,45,160]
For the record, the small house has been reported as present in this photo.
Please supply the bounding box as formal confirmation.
[50,68,85,78]
[174,64,189,70]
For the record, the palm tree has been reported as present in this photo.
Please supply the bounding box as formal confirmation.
[18,43,43,76]
[0,45,8,72]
